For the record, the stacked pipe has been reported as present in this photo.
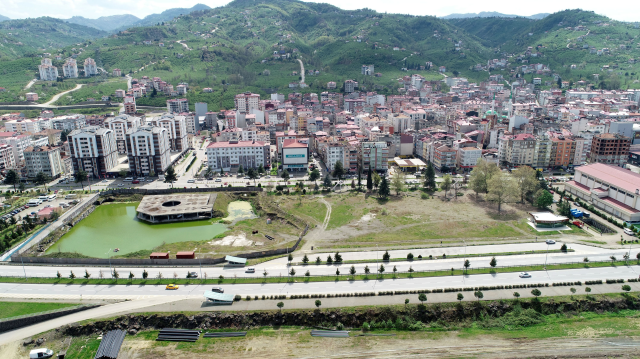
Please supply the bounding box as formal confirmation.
[156,328,201,342]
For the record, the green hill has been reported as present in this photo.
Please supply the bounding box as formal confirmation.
[0,15,9,22]
[66,14,140,32]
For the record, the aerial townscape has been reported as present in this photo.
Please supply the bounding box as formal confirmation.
[1,1,640,358]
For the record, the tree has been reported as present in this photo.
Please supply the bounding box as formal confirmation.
[463,259,470,273]
[305,270,310,277]
[281,169,290,183]
[407,252,414,260]
[378,177,390,198]
[390,171,406,196]
[513,292,520,300]
[34,172,51,192]
[418,293,427,304]
[336,268,340,276]
[323,174,332,189]
[474,290,483,301]
[334,252,342,262]
[372,172,381,190]
[327,255,333,264]
[316,256,322,265]
[457,293,464,302]
[277,301,284,311]
[69,271,76,279]
[534,189,554,209]
[164,166,177,188]
[610,255,617,263]
[258,164,265,174]
[119,168,128,178]
[440,174,452,197]
[393,265,397,275]
[263,269,268,277]
[288,253,293,265]
[315,299,322,308]
[142,269,148,279]
[468,159,499,196]
[487,171,517,213]
[309,168,320,183]
[357,169,362,191]
[3,170,19,190]
[383,250,390,260]
[332,161,345,180]
[585,287,591,294]
[238,165,244,175]
[490,257,497,268]
[349,265,356,277]
[289,268,296,277]
[84,269,91,279]
[112,269,119,280]
[557,199,571,217]
[56,271,61,279]
[512,166,539,203]
[74,170,88,190]
[531,288,542,298]
[622,284,631,292]
[302,254,309,264]
[378,264,385,275]
[424,163,436,190]
[364,265,370,274]
[129,271,135,280]
[405,298,410,307]
[247,168,258,186]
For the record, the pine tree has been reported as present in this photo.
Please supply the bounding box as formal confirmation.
[366,169,373,191]
[424,163,436,190]
[378,177,390,198]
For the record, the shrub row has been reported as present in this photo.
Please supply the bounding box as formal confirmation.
[628,278,639,283]
[606,279,625,284]
[585,280,603,285]
[552,281,582,286]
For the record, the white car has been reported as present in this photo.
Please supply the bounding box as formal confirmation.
[519,272,531,278]
[187,179,195,183]
[215,178,222,182]
[245,268,255,273]
[624,228,636,236]
[545,239,556,245]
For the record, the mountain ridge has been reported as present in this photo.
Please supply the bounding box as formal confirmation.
[441,11,550,20]
[66,14,140,32]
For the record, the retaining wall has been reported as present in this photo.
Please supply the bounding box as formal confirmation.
[0,305,100,333]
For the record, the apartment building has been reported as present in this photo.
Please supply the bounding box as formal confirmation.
[167,98,189,113]
[320,142,346,172]
[282,139,309,172]
[68,126,118,178]
[533,137,552,168]
[344,80,356,93]
[51,115,86,131]
[234,92,260,114]
[360,142,389,173]
[148,113,188,153]
[588,133,631,167]
[112,68,122,77]
[125,126,171,176]
[457,146,483,170]
[123,96,136,114]
[549,135,576,168]
[105,114,143,154]
[565,163,640,222]
[62,58,78,78]
[206,140,270,172]
[499,134,536,167]
[0,144,16,170]
[38,58,58,81]
[0,134,31,165]
[433,145,457,171]
[23,145,64,178]
[4,118,49,133]
[84,58,97,77]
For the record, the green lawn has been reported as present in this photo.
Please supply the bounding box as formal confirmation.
[0,301,79,319]
[290,201,326,224]
[327,203,355,229]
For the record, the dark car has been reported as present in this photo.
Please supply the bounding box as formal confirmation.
[211,287,224,293]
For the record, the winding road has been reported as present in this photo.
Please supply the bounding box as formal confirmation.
[41,84,84,106]
[297,58,305,84]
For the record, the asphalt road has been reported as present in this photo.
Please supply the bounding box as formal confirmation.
[0,266,638,300]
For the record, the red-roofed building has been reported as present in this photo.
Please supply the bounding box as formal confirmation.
[565,163,640,221]
[282,139,309,172]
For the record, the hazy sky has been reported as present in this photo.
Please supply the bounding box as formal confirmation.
[2,0,638,22]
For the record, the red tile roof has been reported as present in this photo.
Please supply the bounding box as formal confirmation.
[566,180,590,192]
[600,196,640,214]
[577,163,640,195]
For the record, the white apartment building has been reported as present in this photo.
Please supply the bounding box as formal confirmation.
[125,126,171,176]
[68,126,118,178]
[167,98,189,113]
[234,92,260,114]
[24,145,64,178]
[84,57,97,77]
[38,58,58,81]
[105,114,143,154]
[4,118,50,133]
[0,144,16,170]
[62,58,78,78]
[206,140,270,172]
[51,115,86,131]
[457,147,482,170]
[0,134,31,165]
[148,113,188,152]
[322,143,346,172]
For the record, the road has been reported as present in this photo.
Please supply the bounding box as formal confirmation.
[41,84,84,106]
[177,40,191,51]
[0,266,638,301]
[297,58,305,84]
[24,79,37,90]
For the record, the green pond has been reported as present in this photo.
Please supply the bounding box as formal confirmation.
[46,202,229,258]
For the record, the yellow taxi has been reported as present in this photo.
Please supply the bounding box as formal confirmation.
[165,284,179,290]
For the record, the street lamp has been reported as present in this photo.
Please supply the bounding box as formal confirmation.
[544,244,549,270]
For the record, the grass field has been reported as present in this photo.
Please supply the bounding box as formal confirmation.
[288,201,327,225]
[0,301,78,319]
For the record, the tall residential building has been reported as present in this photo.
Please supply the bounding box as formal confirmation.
[498,134,536,167]
[84,58,97,77]
[68,126,118,178]
[0,134,31,165]
[4,118,49,133]
[112,68,122,77]
[62,58,78,78]
[167,98,188,113]
[234,92,260,114]
[50,115,86,131]
[125,126,171,176]
[123,96,136,114]
[104,114,143,154]
[148,113,188,153]
[344,80,356,93]
[24,145,64,178]
[549,135,576,168]
[0,144,16,170]
[360,142,389,172]
[589,133,631,167]
[38,58,58,81]
[206,140,270,172]
[533,137,552,169]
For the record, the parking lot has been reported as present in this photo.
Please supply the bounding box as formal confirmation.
[2,193,83,222]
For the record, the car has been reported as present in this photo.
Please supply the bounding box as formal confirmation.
[186,271,198,278]
[624,228,636,236]
[137,177,146,181]
[117,183,124,187]
[132,180,140,184]
[166,284,179,290]
[519,272,532,278]
[211,287,224,293]
[29,348,54,359]
[245,268,255,273]
[546,239,556,245]
[215,178,222,182]
[102,179,108,183]
[187,179,195,183]
[147,179,154,182]
[573,202,580,207]
[265,176,271,179]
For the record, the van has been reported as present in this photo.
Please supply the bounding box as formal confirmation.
[59,202,68,208]
[47,194,56,201]
[29,348,53,358]
[65,194,77,200]
[27,199,42,207]
[123,177,134,182]
[38,195,48,201]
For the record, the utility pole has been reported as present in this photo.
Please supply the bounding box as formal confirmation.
[106,248,113,278]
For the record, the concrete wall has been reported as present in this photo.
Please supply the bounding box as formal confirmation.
[0,305,99,333]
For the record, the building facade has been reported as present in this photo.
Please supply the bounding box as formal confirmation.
[68,126,118,178]
[62,58,78,78]
[167,98,189,113]
[206,140,270,172]
[84,58,97,77]
[148,113,188,153]
[360,142,388,173]
[589,133,631,167]
[125,126,171,176]
[24,145,64,178]
[105,114,143,154]
[38,58,58,81]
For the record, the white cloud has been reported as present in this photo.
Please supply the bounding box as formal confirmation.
[1,0,638,22]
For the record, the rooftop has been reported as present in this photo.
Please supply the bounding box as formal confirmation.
[137,194,217,218]
[576,163,640,195]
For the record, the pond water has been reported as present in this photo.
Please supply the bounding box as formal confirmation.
[223,201,258,223]
[46,203,228,258]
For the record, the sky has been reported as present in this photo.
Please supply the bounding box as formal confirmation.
[1,0,639,22]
